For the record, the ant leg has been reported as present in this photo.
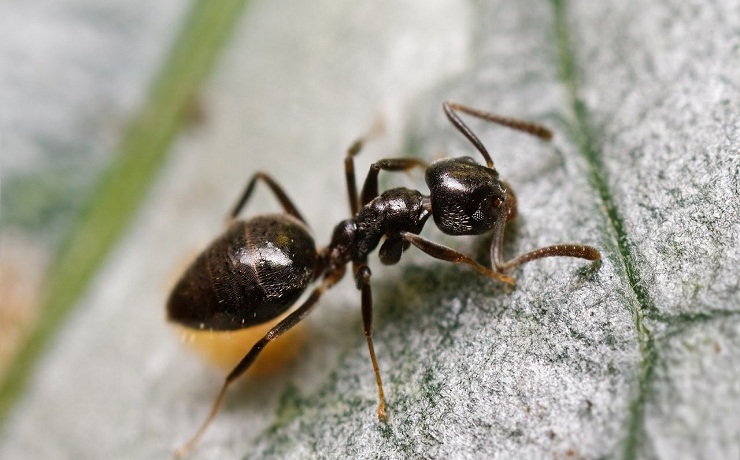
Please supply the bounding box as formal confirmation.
[229,172,306,224]
[345,138,363,216]
[174,266,346,457]
[360,158,427,206]
[443,101,553,169]
[354,263,388,420]
[344,117,385,216]
[400,232,515,285]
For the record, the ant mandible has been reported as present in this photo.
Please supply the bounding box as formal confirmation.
[167,101,601,455]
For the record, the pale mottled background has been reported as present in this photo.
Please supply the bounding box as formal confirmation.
[0,0,738,459]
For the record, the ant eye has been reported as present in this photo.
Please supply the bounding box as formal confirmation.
[478,191,504,211]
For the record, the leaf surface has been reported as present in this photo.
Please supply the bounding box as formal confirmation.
[0,0,737,459]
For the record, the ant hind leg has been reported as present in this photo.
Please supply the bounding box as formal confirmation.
[174,267,346,457]
[229,172,306,224]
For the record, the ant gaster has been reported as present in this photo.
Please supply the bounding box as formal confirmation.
[167,102,601,455]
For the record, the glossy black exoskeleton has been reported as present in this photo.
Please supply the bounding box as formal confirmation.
[167,215,318,330]
[169,102,601,455]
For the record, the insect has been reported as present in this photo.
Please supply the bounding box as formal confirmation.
[167,101,601,455]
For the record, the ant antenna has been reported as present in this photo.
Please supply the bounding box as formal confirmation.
[443,101,554,170]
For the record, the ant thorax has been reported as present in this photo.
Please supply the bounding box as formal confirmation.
[327,188,430,267]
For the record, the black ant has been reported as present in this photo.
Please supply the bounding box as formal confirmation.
[167,101,601,455]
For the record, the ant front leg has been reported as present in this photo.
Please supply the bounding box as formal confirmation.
[354,263,388,421]
[400,232,515,285]
[229,172,306,224]
[174,267,346,457]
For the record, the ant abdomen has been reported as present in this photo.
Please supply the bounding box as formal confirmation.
[167,214,317,331]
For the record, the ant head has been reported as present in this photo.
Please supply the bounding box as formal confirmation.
[425,156,508,235]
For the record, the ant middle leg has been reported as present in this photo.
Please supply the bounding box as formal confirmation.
[346,150,425,213]
[359,158,427,206]
[174,266,346,457]
[229,172,306,224]
[354,263,388,420]
[344,117,385,216]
